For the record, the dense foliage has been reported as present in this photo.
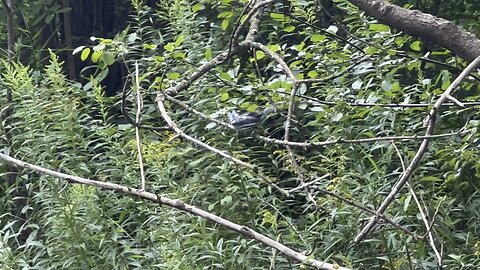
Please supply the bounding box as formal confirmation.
[1,0,479,269]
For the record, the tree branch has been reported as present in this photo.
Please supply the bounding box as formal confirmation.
[0,152,351,270]
[354,54,480,242]
[347,0,480,61]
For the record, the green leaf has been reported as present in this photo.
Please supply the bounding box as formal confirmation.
[217,11,232,19]
[80,48,91,61]
[143,43,157,50]
[441,79,451,90]
[164,43,175,52]
[284,25,295,32]
[410,40,422,51]
[220,92,229,101]
[267,44,280,53]
[365,46,379,55]
[221,195,232,206]
[91,50,102,63]
[311,34,326,42]
[102,52,115,66]
[255,50,265,60]
[246,103,258,111]
[205,48,212,60]
[293,42,305,52]
[219,72,232,81]
[369,23,390,32]
[192,3,204,12]
[270,13,285,21]
[167,73,180,80]
[394,36,405,46]
[221,19,230,30]
[307,70,318,78]
[173,52,186,59]
[175,35,185,47]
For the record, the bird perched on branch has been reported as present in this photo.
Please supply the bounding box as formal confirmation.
[228,107,277,131]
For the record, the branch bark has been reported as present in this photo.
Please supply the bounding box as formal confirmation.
[348,0,480,61]
[0,152,351,270]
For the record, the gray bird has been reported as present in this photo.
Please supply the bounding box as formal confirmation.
[228,107,276,131]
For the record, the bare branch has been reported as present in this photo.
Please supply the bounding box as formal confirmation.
[354,54,480,242]
[313,186,420,240]
[392,142,441,265]
[156,95,288,195]
[274,89,480,108]
[134,62,146,191]
[165,93,466,148]
[0,152,350,270]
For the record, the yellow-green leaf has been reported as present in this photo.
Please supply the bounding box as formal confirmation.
[173,52,186,59]
[218,11,232,19]
[80,48,91,61]
[270,13,285,21]
[410,40,421,51]
[167,73,180,80]
[441,80,451,90]
[311,34,326,42]
[255,50,265,60]
[219,72,232,81]
[164,43,175,52]
[284,25,295,32]
[192,3,204,12]
[307,70,318,78]
[205,48,212,60]
[175,35,185,47]
[221,19,229,30]
[220,92,229,101]
[91,50,102,63]
[365,46,379,55]
[267,44,280,53]
[369,23,390,32]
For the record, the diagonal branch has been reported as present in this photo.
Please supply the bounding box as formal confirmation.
[156,95,287,195]
[354,54,480,242]
[0,151,351,270]
[347,0,480,61]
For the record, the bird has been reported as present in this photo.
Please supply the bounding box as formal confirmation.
[228,106,276,131]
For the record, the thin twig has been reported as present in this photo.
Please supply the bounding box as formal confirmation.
[287,174,330,193]
[354,55,480,243]
[156,95,287,195]
[120,76,170,131]
[164,93,466,148]
[241,40,320,208]
[392,142,441,265]
[274,89,480,108]
[256,131,466,148]
[298,56,368,83]
[134,62,147,191]
[309,185,420,239]
[227,0,255,56]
